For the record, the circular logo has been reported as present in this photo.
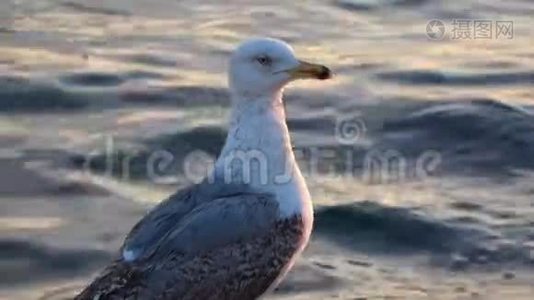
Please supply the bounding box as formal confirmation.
[335,115,367,145]
[426,19,445,40]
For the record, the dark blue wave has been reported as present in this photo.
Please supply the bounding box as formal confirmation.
[314,201,534,269]
[376,70,534,86]
[380,99,534,174]
[0,76,87,112]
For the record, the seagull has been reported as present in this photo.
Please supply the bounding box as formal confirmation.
[75,38,332,300]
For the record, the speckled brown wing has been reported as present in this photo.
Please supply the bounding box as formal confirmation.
[75,216,304,300]
[75,193,305,300]
[74,260,144,300]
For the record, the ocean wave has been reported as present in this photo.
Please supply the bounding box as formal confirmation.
[376,70,534,86]
[380,99,534,174]
[0,239,110,287]
[335,0,430,11]
[315,201,473,253]
[314,201,534,269]
[0,76,87,112]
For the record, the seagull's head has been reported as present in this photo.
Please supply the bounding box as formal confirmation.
[229,38,332,98]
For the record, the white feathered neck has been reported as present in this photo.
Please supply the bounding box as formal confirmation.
[213,90,312,219]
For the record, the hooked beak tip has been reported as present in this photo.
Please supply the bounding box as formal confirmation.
[289,60,333,80]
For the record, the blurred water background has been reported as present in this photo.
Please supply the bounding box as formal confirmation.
[0,0,533,299]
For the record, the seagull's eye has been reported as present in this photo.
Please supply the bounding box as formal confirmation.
[256,55,272,66]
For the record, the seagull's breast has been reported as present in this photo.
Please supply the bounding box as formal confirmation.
[216,101,313,220]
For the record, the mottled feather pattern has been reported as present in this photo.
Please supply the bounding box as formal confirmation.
[143,193,279,261]
[75,216,304,300]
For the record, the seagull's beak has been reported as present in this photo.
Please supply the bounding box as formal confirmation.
[288,60,332,80]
